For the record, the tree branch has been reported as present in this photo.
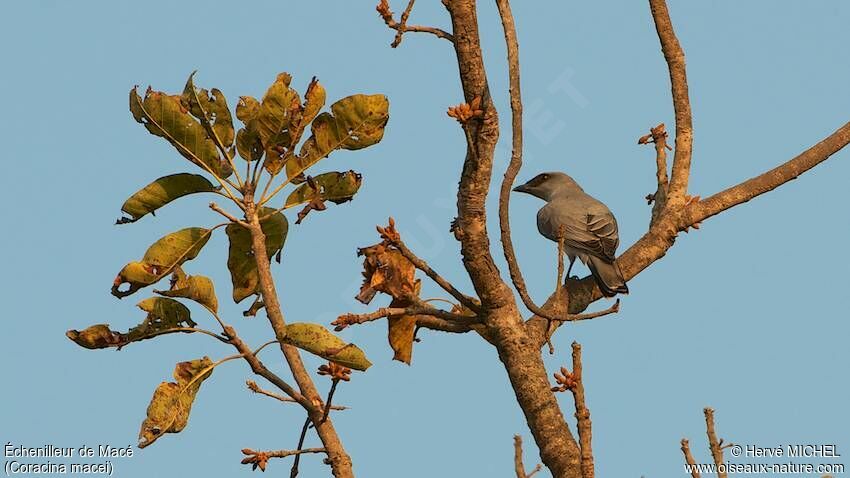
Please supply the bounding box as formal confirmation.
[246,380,349,411]
[224,326,312,411]
[377,0,454,46]
[332,302,479,331]
[681,439,701,478]
[383,223,481,312]
[513,435,542,478]
[686,121,850,225]
[704,408,727,478]
[570,342,594,478]
[649,0,693,206]
[243,197,354,477]
[638,123,671,226]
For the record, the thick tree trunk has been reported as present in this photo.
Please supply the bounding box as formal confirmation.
[444,1,584,476]
[488,307,583,478]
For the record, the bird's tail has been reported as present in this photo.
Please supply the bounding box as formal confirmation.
[587,256,629,297]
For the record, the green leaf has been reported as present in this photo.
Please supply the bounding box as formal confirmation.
[129,86,232,178]
[66,297,198,350]
[117,173,217,224]
[286,94,389,180]
[155,268,219,313]
[182,72,235,148]
[225,210,288,303]
[284,170,363,209]
[113,228,213,298]
[138,357,214,448]
[281,323,372,371]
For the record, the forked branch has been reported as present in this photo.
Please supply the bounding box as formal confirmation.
[513,435,543,478]
[649,0,693,206]
[377,0,454,46]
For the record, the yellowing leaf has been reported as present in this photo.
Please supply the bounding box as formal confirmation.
[182,72,235,148]
[155,268,219,313]
[118,173,217,224]
[129,86,232,178]
[284,170,363,209]
[281,323,371,371]
[225,210,287,303]
[66,324,123,349]
[257,73,302,173]
[113,228,213,298]
[286,94,389,180]
[66,297,199,351]
[138,357,214,448]
[388,314,417,365]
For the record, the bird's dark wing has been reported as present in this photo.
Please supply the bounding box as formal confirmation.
[538,199,620,262]
[583,210,619,262]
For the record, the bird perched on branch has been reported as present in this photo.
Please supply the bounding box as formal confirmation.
[513,172,628,297]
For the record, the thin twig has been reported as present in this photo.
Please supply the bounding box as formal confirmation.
[209,202,249,227]
[513,435,542,478]
[289,417,313,478]
[267,448,325,459]
[119,327,230,348]
[246,380,349,410]
[377,0,454,45]
[224,325,312,411]
[681,439,701,478]
[704,408,727,478]
[385,231,481,312]
[321,380,339,423]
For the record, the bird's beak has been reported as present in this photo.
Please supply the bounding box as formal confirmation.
[513,183,531,194]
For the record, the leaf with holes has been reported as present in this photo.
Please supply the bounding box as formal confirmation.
[155,268,219,313]
[138,357,214,448]
[285,94,389,180]
[129,86,232,178]
[66,297,197,350]
[117,173,217,224]
[256,73,301,173]
[112,228,213,298]
[281,323,371,371]
[235,96,263,162]
[182,72,235,148]
[225,210,288,303]
[284,170,363,209]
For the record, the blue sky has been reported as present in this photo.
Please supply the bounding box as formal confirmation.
[1,1,848,477]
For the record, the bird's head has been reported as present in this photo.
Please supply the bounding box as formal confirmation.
[512,172,583,201]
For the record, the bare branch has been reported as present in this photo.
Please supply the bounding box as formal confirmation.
[686,121,850,225]
[638,123,671,225]
[570,342,594,478]
[493,0,557,323]
[704,408,727,478]
[240,446,326,473]
[681,439,701,478]
[209,202,249,227]
[649,0,693,206]
[246,381,349,411]
[381,219,481,312]
[513,435,542,478]
[376,0,454,46]
[224,325,313,411]
[332,302,479,331]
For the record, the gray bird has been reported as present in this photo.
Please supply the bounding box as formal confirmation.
[513,172,628,297]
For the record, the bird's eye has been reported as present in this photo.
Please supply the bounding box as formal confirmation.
[541,174,550,180]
